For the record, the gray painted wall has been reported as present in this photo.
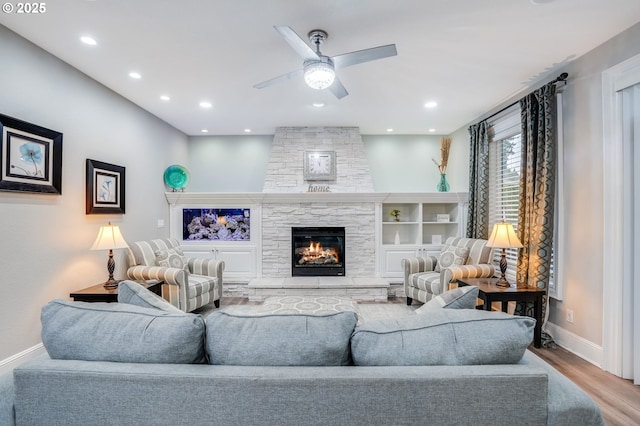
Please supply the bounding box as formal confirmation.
[453,21,640,353]
[545,22,640,347]
[187,133,469,193]
[0,26,188,360]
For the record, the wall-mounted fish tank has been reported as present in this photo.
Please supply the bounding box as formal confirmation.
[182,208,250,241]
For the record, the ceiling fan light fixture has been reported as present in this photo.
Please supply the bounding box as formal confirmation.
[304,58,335,90]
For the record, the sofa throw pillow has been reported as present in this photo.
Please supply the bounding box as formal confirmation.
[351,309,534,366]
[415,285,479,313]
[205,311,358,366]
[41,299,206,364]
[155,247,188,271]
[434,245,470,272]
[117,280,182,313]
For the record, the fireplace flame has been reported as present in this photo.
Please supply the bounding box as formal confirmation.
[309,241,321,254]
[297,240,340,265]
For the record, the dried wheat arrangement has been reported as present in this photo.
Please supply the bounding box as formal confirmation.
[432,136,452,174]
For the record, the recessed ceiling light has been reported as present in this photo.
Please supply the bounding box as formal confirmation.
[129,71,141,79]
[244,128,252,133]
[199,101,212,108]
[312,102,325,108]
[424,101,438,108]
[386,128,394,132]
[160,95,171,101]
[201,129,209,133]
[428,128,436,132]
[80,36,97,46]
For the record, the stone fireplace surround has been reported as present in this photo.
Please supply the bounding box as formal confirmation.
[166,191,387,278]
[167,126,399,300]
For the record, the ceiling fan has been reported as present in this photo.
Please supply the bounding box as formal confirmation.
[253,25,397,99]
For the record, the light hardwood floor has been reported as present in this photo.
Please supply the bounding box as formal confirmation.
[220,296,640,425]
[530,346,640,426]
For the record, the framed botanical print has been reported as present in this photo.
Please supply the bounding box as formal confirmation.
[0,113,63,194]
[86,159,126,214]
[303,150,336,181]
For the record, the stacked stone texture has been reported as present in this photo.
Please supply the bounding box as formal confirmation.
[262,127,374,193]
[261,203,376,277]
[261,126,377,277]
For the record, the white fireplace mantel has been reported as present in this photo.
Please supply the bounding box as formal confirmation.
[165,192,468,205]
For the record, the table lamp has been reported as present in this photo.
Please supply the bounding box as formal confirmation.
[486,220,523,287]
[90,222,129,289]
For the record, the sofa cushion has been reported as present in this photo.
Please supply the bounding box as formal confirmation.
[435,244,470,272]
[415,285,479,313]
[206,311,358,366]
[117,280,181,313]
[41,299,206,364]
[351,309,534,366]
[155,247,188,271]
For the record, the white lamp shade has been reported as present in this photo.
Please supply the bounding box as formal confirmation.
[486,221,523,249]
[304,61,335,90]
[90,223,129,251]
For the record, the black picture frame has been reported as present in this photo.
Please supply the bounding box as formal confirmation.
[0,113,63,194]
[86,159,126,214]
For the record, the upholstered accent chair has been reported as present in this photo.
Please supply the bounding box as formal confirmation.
[402,237,495,306]
[126,238,224,312]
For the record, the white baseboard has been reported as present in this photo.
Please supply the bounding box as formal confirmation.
[545,322,603,367]
[0,343,46,376]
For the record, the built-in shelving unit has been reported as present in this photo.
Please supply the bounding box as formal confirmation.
[377,193,468,281]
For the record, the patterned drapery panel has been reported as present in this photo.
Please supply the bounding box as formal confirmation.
[466,121,490,239]
[515,83,557,334]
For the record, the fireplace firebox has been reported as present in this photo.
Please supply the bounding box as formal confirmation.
[291,227,345,276]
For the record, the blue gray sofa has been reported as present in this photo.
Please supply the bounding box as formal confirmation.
[0,282,604,426]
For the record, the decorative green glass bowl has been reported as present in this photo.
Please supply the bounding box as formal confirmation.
[163,165,190,191]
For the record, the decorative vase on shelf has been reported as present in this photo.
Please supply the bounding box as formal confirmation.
[394,230,401,245]
[436,173,450,192]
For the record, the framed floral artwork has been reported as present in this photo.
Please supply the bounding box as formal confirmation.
[86,159,126,214]
[0,113,63,194]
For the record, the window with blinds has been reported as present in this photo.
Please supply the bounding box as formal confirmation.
[488,106,521,282]
[486,93,563,294]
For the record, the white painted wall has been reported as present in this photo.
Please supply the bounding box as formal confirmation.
[0,26,188,360]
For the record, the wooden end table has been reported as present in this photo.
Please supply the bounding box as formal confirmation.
[456,277,545,348]
[70,280,163,303]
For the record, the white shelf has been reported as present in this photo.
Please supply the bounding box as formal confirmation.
[377,194,468,278]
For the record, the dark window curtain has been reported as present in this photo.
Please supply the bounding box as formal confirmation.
[466,121,490,239]
[515,83,557,337]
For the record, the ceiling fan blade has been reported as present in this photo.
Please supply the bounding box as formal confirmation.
[274,25,319,60]
[332,44,397,69]
[329,77,349,99]
[254,69,304,89]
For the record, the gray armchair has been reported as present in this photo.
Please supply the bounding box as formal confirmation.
[126,238,224,312]
[402,237,495,305]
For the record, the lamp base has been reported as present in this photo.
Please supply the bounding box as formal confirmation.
[495,275,511,287]
[103,279,121,290]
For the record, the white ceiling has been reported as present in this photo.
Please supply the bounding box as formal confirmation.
[2,0,640,136]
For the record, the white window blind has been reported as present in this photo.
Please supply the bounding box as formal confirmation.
[488,105,521,281]
[548,92,564,300]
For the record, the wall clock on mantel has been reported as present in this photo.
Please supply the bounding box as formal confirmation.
[303,151,336,181]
